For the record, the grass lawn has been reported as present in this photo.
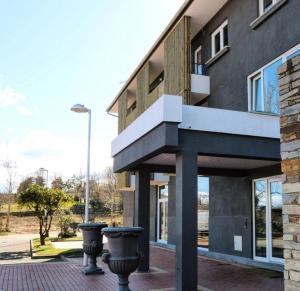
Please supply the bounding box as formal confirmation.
[32,238,83,258]
[0,231,15,236]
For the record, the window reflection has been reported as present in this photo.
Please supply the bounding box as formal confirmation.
[198,177,209,248]
[263,59,282,114]
[255,180,267,258]
[271,181,283,259]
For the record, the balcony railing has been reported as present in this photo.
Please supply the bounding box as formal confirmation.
[192,63,206,75]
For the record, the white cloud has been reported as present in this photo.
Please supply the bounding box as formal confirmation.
[0,86,26,108]
[16,105,32,117]
[0,129,113,189]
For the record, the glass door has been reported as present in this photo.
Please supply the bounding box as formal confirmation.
[253,177,283,263]
[269,179,283,261]
[157,185,168,243]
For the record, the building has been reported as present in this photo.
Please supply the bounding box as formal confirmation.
[106,0,300,289]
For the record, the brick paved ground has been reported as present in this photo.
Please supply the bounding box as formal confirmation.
[0,246,283,291]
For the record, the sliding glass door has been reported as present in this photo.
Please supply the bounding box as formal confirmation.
[253,177,283,263]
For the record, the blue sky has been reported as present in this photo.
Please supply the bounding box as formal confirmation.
[0,0,184,187]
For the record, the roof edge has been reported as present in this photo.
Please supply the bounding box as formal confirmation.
[106,0,193,113]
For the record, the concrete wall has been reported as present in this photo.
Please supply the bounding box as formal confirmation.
[191,0,300,111]
[150,186,157,242]
[122,191,135,227]
[209,176,253,258]
[122,186,157,241]
[168,176,176,245]
[279,56,300,290]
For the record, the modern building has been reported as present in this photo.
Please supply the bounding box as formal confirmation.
[107,0,300,289]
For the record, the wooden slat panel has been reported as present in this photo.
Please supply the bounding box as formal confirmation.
[118,90,127,133]
[164,16,191,104]
[116,172,130,190]
[136,62,150,116]
[126,109,138,126]
[147,81,164,108]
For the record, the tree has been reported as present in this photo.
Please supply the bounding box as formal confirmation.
[51,176,65,190]
[101,167,121,224]
[17,184,72,245]
[17,177,34,194]
[1,159,17,231]
[64,173,85,202]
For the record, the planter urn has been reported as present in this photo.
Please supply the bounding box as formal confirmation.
[78,222,108,275]
[102,227,144,291]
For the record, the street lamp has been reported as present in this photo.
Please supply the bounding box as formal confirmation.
[71,104,91,267]
[71,104,91,224]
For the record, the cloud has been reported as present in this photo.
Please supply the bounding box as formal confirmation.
[0,86,26,108]
[16,105,32,117]
[0,129,113,187]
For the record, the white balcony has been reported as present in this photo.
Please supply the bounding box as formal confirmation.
[111,95,280,157]
[190,74,210,104]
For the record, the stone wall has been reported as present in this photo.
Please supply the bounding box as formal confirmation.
[279,55,300,291]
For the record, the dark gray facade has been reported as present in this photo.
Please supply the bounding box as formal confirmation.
[114,1,294,285]
[191,0,300,111]
[209,176,252,258]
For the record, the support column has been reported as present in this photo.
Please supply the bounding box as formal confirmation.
[134,166,150,272]
[175,151,198,291]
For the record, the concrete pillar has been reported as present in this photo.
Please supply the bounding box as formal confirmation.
[175,151,198,291]
[134,166,150,272]
[278,55,300,291]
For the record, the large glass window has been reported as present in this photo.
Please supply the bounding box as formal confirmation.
[249,45,300,115]
[198,176,209,248]
[253,177,283,262]
[254,180,267,258]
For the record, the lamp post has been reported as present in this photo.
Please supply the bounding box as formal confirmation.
[71,104,91,266]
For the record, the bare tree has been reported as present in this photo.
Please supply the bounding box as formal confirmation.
[101,167,120,224]
[1,159,17,231]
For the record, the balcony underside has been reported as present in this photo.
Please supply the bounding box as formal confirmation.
[112,95,281,175]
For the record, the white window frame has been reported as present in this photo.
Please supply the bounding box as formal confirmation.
[248,43,300,114]
[194,46,202,64]
[157,185,168,244]
[252,175,284,264]
[259,0,279,16]
[211,19,228,57]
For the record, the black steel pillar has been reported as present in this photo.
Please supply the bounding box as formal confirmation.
[134,166,150,272]
[175,151,198,291]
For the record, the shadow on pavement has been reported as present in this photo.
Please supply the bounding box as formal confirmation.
[0,251,31,260]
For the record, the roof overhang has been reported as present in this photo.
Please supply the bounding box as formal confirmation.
[106,0,229,114]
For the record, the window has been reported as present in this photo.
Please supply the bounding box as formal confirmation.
[259,0,280,15]
[211,20,228,57]
[198,176,209,249]
[126,93,136,116]
[193,46,204,75]
[249,44,300,114]
[253,177,283,263]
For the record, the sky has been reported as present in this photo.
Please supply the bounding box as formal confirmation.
[0,0,185,190]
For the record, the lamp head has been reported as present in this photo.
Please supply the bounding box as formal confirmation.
[71,104,90,113]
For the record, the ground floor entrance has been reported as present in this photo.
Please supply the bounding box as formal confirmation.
[153,174,283,268]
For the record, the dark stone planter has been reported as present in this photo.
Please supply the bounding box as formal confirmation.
[78,223,108,275]
[102,227,144,291]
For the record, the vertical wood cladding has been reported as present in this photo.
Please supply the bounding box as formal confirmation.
[118,90,127,133]
[136,62,150,115]
[164,16,191,104]
[116,172,130,190]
